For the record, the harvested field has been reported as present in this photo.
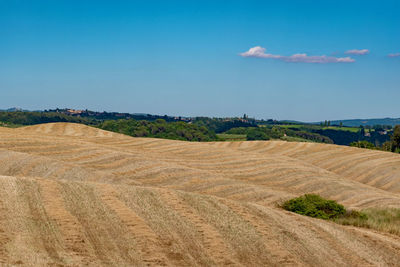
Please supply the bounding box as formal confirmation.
[0,122,400,266]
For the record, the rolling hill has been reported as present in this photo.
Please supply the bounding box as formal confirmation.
[322,118,400,127]
[0,123,400,266]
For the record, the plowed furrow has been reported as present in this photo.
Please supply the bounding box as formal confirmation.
[221,200,300,266]
[160,190,239,266]
[37,179,95,264]
[0,183,10,264]
[98,184,169,266]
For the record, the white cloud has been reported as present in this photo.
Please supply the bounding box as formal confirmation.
[240,46,355,63]
[388,53,400,58]
[345,49,370,55]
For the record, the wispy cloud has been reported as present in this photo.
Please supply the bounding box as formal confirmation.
[388,53,400,58]
[345,49,370,55]
[240,46,355,64]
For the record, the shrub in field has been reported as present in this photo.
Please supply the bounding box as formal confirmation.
[282,194,346,219]
[283,195,400,237]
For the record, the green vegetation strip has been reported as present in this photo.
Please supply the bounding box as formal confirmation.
[282,194,400,236]
[216,134,246,141]
[334,208,400,236]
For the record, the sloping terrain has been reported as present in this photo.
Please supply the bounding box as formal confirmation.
[0,123,400,266]
[211,141,400,194]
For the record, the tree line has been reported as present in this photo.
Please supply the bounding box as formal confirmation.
[98,119,218,142]
[0,110,399,153]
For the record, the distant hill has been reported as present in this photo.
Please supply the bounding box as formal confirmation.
[2,107,399,127]
[0,107,30,112]
[327,118,400,127]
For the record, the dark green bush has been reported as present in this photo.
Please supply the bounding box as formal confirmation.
[246,129,270,141]
[350,140,376,149]
[282,194,346,220]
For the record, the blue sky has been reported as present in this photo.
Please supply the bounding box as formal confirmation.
[1,0,399,121]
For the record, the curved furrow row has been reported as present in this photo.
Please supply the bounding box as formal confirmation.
[37,179,98,265]
[159,190,239,266]
[2,124,400,210]
[214,140,400,194]
[97,184,169,266]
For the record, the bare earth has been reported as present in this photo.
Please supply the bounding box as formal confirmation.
[0,122,400,266]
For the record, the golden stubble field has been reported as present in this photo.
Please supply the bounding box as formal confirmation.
[0,122,400,266]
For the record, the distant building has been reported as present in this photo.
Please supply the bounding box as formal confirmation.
[66,109,84,115]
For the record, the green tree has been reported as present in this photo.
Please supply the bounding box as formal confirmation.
[392,125,400,148]
[360,126,365,136]
[350,141,375,149]
[389,125,400,152]
[246,129,270,140]
[381,125,400,153]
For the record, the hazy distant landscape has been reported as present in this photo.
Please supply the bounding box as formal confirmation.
[1,108,399,152]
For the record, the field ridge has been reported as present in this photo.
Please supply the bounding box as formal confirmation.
[0,123,399,266]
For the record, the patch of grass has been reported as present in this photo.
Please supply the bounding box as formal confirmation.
[282,194,346,220]
[277,124,304,129]
[321,126,360,133]
[0,121,22,128]
[278,124,360,133]
[334,208,400,236]
[280,136,313,143]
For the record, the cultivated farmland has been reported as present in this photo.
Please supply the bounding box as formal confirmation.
[0,123,400,266]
